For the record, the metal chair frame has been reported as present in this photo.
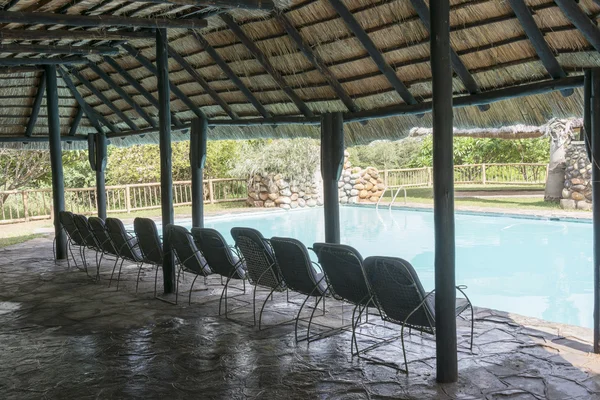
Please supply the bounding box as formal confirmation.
[105,218,143,291]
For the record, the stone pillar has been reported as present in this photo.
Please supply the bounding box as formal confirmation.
[561,141,592,210]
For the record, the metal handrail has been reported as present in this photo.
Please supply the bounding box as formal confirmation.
[375,185,407,210]
[389,186,407,209]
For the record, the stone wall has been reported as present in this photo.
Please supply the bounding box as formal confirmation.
[246,151,385,209]
[338,151,386,204]
[246,171,323,210]
[560,141,592,210]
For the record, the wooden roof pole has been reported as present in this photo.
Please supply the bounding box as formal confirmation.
[24,71,46,137]
[57,66,119,134]
[555,0,600,53]
[67,67,138,130]
[167,46,239,120]
[0,58,87,66]
[275,12,359,113]
[190,30,271,118]
[409,0,490,111]
[141,0,274,10]
[0,43,119,55]
[87,62,158,128]
[220,13,314,118]
[0,11,207,29]
[68,107,84,137]
[121,43,206,120]
[0,29,153,41]
[328,0,417,107]
[102,56,183,127]
[508,0,573,97]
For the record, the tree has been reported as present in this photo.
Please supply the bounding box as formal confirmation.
[347,138,422,170]
[0,149,51,193]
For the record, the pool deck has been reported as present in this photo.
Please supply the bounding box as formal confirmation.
[1,237,599,399]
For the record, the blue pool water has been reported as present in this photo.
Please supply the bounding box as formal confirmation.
[188,207,593,328]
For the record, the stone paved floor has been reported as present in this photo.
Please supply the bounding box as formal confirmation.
[1,237,599,399]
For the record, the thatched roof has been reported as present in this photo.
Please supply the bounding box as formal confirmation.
[0,0,598,150]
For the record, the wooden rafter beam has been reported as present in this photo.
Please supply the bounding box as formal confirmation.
[220,13,314,118]
[409,0,489,111]
[87,62,158,128]
[68,107,84,137]
[508,0,572,97]
[0,11,206,29]
[555,0,600,53]
[167,45,238,120]
[0,28,153,41]
[0,57,87,66]
[24,71,46,137]
[0,66,42,74]
[67,67,138,130]
[191,30,270,118]
[57,66,114,133]
[0,135,88,143]
[138,0,274,10]
[328,0,417,106]
[121,43,206,120]
[102,56,183,127]
[275,12,358,113]
[0,43,119,55]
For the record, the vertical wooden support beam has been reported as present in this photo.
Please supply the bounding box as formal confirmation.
[157,28,175,294]
[190,117,208,228]
[97,134,108,219]
[591,68,600,354]
[45,65,67,260]
[585,70,592,161]
[320,112,344,244]
[431,0,457,383]
[68,107,84,136]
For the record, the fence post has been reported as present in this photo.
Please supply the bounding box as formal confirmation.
[481,163,486,185]
[22,191,29,222]
[125,185,131,213]
[384,169,389,186]
[208,179,215,204]
[427,167,433,186]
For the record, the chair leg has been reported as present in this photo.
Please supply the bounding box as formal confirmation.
[401,322,409,374]
[175,267,182,306]
[96,252,104,281]
[258,286,280,331]
[116,259,125,291]
[219,277,232,316]
[350,303,362,356]
[135,262,144,294]
[108,258,121,288]
[252,284,258,327]
[306,296,324,343]
[322,296,326,316]
[469,304,474,351]
[154,265,160,298]
[188,274,199,305]
[294,293,313,343]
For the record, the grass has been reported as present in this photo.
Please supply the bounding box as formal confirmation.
[106,201,246,221]
[0,233,44,248]
[382,186,569,212]
[0,201,249,248]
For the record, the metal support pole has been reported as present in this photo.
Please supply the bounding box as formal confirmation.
[320,112,344,244]
[591,68,600,353]
[190,117,208,228]
[157,28,175,293]
[45,64,66,260]
[585,70,592,161]
[431,0,457,383]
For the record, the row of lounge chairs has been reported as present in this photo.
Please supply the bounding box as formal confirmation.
[58,211,473,373]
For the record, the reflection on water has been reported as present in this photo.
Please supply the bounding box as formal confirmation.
[191,207,593,328]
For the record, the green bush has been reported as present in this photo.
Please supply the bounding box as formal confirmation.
[230,138,320,181]
[347,138,423,170]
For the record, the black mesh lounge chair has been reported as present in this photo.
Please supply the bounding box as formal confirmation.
[88,217,120,280]
[363,256,474,374]
[191,228,247,316]
[59,211,86,271]
[72,214,101,278]
[105,217,143,290]
[166,224,211,305]
[231,227,286,329]
[312,243,375,354]
[133,218,164,296]
[270,237,329,342]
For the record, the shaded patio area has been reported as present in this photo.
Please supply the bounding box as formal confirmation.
[1,236,598,399]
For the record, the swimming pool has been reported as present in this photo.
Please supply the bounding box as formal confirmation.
[186,206,593,329]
